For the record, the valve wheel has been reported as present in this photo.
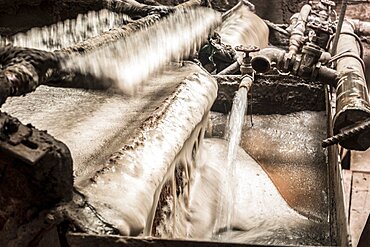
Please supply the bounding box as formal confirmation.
[235,45,260,53]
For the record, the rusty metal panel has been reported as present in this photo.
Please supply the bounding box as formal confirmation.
[67,233,341,247]
[212,74,326,114]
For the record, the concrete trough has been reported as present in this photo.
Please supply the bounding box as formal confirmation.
[0,1,351,246]
[1,69,349,246]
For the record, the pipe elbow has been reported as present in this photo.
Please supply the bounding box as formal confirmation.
[251,48,286,73]
[251,54,271,73]
[299,4,312,22]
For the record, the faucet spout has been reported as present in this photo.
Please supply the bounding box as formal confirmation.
[239,75,253,91]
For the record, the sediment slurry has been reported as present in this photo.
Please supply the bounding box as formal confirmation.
[176,138,329,245]
[0,1,338,245]
[2,62,219,237]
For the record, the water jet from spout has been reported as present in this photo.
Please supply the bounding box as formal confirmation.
[213,77,250,239]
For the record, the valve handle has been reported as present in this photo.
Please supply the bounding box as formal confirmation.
[321,0,335,7]
[235,45,260,54]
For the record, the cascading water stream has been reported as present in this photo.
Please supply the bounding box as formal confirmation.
[0,0,334,244]
[213,85,249,239]
[2,10,130,51]
[63,8,221,94]
[1,7,221,96]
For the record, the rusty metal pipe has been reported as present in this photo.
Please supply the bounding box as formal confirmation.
[333,20,370,150]
[288,4,311,56]
[350,19,370,36]
[330,0,348,55]
[250,47,286,73]
[317,66,338,86]
[239,75,253,90]
[217,61,240,75]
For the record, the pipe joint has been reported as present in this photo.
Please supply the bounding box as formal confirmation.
[251,47,286,74]
[239,75,253,90]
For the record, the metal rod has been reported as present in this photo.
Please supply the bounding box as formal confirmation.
[217,61,240,75]
[331,0,349,56]
[322,118,370,150]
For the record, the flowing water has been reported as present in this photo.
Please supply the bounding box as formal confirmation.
[63,8,221,94]
[213,87,248,239]
[188,138,329,245]
[150,112,331,245]
[0,2,332,245]
[2,9,130,51]
[2,7,221,95]
[217,2,269,62]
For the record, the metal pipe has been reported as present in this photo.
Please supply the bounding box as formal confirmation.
[333,20,370,150]
[288,4,311,56]
[330,0,348,56]
[250,47,286,73]
[217,61,240,75]
[239,75,253,90]
[317,66,338,86]
[350,19,370,36]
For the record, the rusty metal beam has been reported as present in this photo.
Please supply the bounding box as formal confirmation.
[0,111,73,246]
[67,233,265,247]
[212,74,326,114]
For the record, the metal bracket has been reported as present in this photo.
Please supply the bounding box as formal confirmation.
[0,113,49,165]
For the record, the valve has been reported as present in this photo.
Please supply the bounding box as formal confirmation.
[235,45,260,75]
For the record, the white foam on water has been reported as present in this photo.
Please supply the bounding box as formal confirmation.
[212,87,248,239]
[5,9,129,51]
[63,8,221,94]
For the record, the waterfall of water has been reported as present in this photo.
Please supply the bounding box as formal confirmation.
[213,87,248,238]
[4,9,130,51]
[63,8,221,94]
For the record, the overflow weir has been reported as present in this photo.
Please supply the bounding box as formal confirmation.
[0,0,363,246]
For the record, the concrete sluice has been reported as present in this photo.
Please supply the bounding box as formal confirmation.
[2,61,221,237]
[0,1,347,246]
[2,67,335,245]
[2,62,213,184]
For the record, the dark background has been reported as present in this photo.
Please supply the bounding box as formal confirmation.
[1,0,369,36]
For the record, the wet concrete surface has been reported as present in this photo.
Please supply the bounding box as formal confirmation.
[1,62,201,184]
[207,111,330,225]
[177,138,330,245]
[1,61,220,238]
